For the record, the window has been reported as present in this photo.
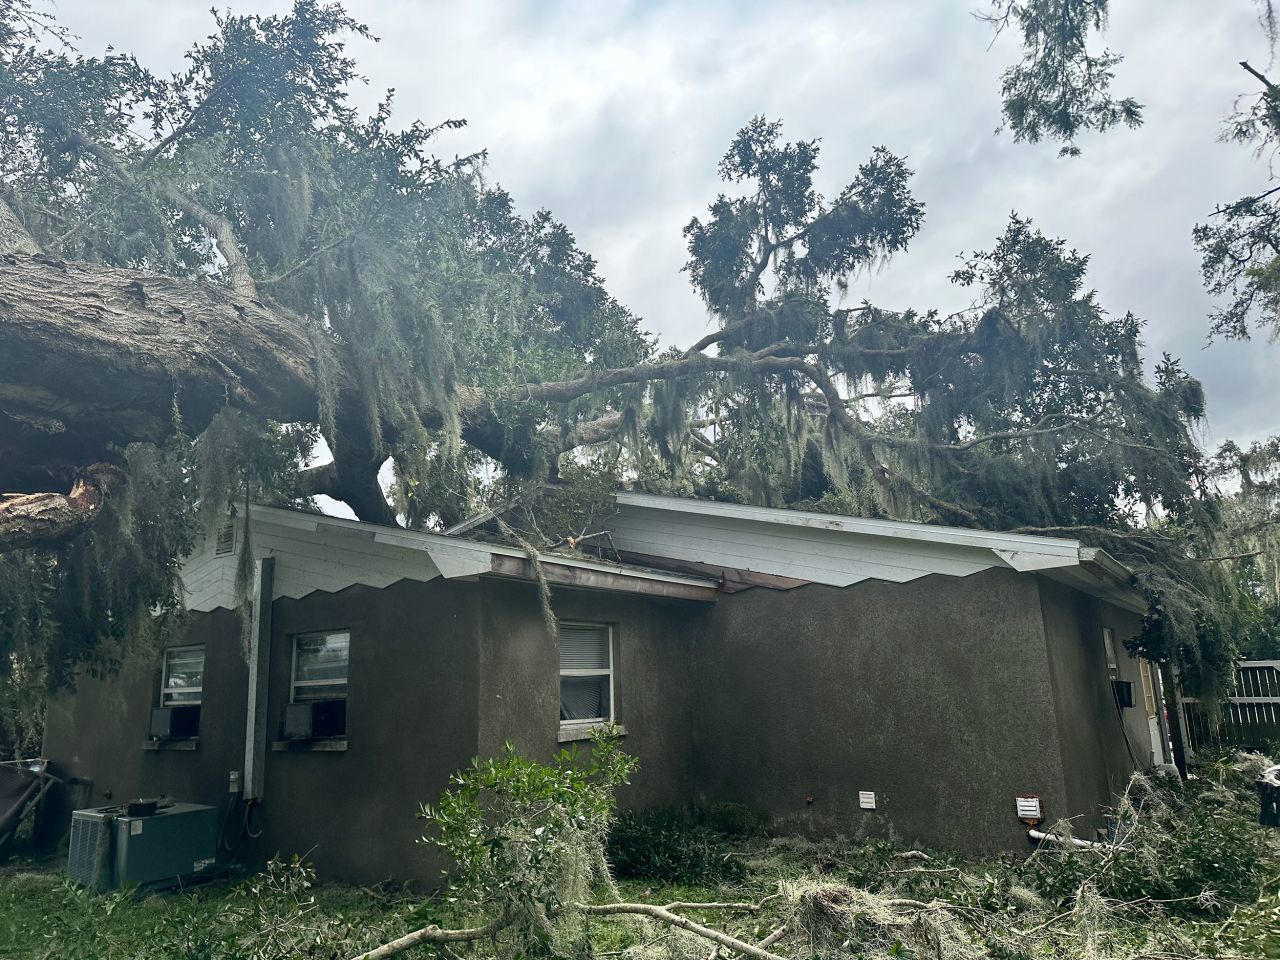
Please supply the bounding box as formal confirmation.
[1102,627,1121,680]
[291,631,350,703]
[1139,660,1159,719]
[559,623,612,725]
[160,645,205,706]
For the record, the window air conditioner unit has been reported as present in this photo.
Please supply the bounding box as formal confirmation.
[1111,679,1135,709]
[67,802,216,891]
[283,700,346,740]
[149,705,200,740]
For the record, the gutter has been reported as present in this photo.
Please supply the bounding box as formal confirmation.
[1078,547,1135,588]
[242,557,273,802]
[1074,546,1148,614]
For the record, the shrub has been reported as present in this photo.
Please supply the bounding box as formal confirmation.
[606,808,748,885]
[419,728,637,958]
[699,801,771,840]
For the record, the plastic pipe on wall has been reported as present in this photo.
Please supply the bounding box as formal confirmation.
[1027,828,1128,851]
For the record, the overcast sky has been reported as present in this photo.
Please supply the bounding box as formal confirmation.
[50,0,1280,449]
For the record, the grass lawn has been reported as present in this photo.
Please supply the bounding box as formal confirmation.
[0,829,1276,960]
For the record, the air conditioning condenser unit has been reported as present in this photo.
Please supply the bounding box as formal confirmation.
[67,802,216,891]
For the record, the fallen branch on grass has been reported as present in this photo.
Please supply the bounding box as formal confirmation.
[573,902,789,960]
[347,899,783,960]
[347,918,504,960]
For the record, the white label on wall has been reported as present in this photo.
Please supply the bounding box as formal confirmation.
[1015,796,1042,820]
[858,791,876,810]
[130,821,143,836]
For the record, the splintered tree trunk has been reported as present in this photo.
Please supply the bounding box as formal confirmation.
[0,253,323,492]
[0,463,122,549]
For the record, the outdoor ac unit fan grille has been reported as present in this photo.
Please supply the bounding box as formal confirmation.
[67,812,111,888]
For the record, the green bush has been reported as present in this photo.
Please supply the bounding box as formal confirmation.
[606,808,748,885]
[699,802,772,840]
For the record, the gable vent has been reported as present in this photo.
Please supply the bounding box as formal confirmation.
[214,523,236,557]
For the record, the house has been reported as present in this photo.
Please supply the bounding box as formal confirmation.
[40,493,1170,884]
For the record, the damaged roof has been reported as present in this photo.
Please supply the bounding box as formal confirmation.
[182,493,1147,614]
[601,492,1146,613]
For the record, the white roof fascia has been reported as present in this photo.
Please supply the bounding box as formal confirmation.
[614,492,1082,561]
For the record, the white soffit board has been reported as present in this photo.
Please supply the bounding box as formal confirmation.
[182,505,715,611]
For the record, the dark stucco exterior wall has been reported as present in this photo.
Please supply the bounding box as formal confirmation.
[40,608,248,846]
[1037,578,1149,838]
[690,568,1073,854]
[474,578,707,811]
[40,575,707,883]
[246,578,481,883]
[41,564,1146,881]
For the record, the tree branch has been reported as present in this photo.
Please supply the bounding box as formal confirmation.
[1209,184,1280,217]
[1193,550,1264,562]
[1240,59,1279,92]
[346,917,505,960]
[160,186,260,299]
[0,197,41,256]
[573,903,788,960]
[0,463,121,552]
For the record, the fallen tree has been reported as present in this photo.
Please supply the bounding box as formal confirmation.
[0,0,1249,704]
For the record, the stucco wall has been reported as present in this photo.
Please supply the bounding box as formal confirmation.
[248,578,480,884]
[691,568,1071,853]
[41,562,1146,878]
[40,575,706,882]
[41,580,482,885]
[40,608,248,845]
[1037,578,1147,838]
[476,578,707,811]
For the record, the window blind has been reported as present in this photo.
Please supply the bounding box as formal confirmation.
[559,624,609,671]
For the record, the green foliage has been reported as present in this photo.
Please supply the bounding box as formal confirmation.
[504,455,625,550]
[0,746,1275,960]
[1213,871,1280,957]
[1027,753,1279,915]
[0,857,430,960]
[981,0,1142,156]
[419,728,636,957]
[606,809,749,886]
[0,410,319,757]
[1188,12,1280,340]
[0,0,661,702]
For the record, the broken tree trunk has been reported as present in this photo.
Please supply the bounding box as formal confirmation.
[0,253,322,491]
[0,463,122,550]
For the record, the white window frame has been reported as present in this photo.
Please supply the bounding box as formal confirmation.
[558,622,614,726]
[290,630,351,703]
[1102,627,1121,680]
[160,644,205,707]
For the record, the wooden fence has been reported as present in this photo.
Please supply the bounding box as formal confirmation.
[1180,660,1280,754]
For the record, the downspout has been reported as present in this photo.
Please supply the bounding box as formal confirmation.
[243,557,274,802]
